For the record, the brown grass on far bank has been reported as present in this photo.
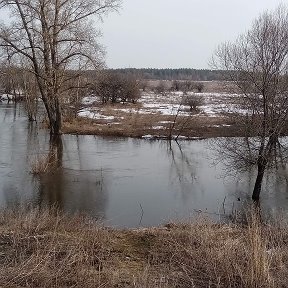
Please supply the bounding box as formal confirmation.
[0,208,288,287]
[62,113,239,139]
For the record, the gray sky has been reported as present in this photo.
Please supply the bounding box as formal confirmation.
[100,0,284,69]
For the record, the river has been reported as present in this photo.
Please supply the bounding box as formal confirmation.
[1,102,288,227]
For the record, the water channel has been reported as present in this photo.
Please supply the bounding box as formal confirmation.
[1,102,288,227]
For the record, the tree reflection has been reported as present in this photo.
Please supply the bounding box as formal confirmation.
[212,137,288,202]
[165,141,197,202]
[37,135,107,220]
[48,134,63,169]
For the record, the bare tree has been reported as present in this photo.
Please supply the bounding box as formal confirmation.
[93,71,140,104]
[0,57,23,102]
[212,5,288,200]
[22,68,39,121]
[139,79,148,92]
[184,93,204,112]
[120,75,140,104]
[193,82,204,93]
[0,0,120,135]
[183,80,193,93]
[171,80,181,91]
[154,81,167,96]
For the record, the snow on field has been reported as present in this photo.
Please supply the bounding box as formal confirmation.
[152,126,164,130]
[142,103,190,116]
[201,105,217,116]
[159,121,174,124]
[0,94,14,101]
[141,134,198,140]
[77,91,248,121]
[78,109,115,120]
[81,96,98,105]
[114,108,152,115]
[112,104,190,116]
[201,102,250,116]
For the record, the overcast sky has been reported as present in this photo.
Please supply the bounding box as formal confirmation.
[100,0,284,69]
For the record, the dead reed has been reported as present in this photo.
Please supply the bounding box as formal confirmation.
[0,208,287,287]
[30,152,59,175]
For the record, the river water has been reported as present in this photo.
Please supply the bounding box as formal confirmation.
[1,102,288,227]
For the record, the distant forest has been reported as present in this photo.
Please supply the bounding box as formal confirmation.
[108,68,226,81]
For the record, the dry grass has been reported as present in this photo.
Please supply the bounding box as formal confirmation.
[63,113,239,139]
[62,88,245,138]
[30,154,56,174]
[0,208,111,287]
[0,208,288,287]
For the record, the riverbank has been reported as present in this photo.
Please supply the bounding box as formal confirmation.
[0,208,287,287]
[62,113,240,139]
[60,90,258,139]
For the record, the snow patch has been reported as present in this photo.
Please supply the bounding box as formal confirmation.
[142,135,155,139]
[81,96,98,105]
[152,126,164,130]
[78,109,115,120]
[0,94,13,101]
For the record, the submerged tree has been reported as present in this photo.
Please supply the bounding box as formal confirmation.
[0,0,121,135]
[213,5,288,200]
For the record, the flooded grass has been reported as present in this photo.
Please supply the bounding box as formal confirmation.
[0,208,287,287]
[30,152,60,175]
[30,154,53,174]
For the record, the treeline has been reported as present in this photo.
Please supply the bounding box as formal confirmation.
[108,68,226,81]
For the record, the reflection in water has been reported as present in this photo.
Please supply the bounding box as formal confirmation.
[38,169,107,219]
[1,103,288,227]
[211,136,288,200]
[165,141,197,203]
[211,137,288,221]
[36,135,108,220]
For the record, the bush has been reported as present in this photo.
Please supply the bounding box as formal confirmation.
[183,93,204,112]
[171,80,181,91]
[193,82,204,92]
[154,81,167,95]
[94,72,140,104]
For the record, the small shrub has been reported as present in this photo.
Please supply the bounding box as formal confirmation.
[93,72,140,104]
[30,153,56,174]
[154,81,167,95]
[184,93,204,112]
[193,81,204,92]
[171,80,181,91]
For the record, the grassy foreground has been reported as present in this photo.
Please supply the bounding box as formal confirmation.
[0,209,288,287]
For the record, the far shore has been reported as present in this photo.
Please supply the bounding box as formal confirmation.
[62,112,241,139]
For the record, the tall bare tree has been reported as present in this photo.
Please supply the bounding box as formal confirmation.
[0,0,120,135]
[212,5,288,200]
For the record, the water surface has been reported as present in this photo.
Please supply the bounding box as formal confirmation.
[1,103,288,227]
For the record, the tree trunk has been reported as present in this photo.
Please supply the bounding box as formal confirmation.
[252,158,267,201]
[49,103,62,135]
[42,92,62,135]
[252,134,279,201]
[49,134,63,168]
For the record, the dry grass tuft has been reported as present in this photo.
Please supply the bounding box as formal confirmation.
[30,153,59,175]
[0,208,111,287]
[30,154,51,174]
[0,208,288,287]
